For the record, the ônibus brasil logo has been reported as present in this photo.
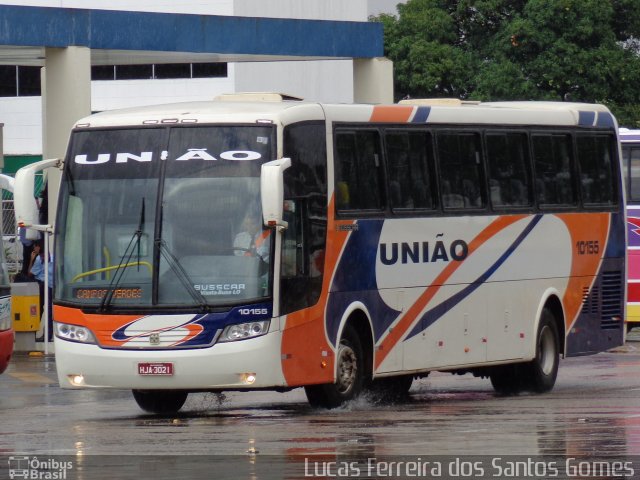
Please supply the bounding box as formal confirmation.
[8,456,73,479]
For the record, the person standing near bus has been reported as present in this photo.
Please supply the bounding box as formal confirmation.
[17,226,34,280]
[29,241,53,342]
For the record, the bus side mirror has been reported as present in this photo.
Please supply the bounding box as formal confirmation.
[261,158,291,230]
[15,158,61,240]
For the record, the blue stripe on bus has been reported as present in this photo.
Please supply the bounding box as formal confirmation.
[605,213,626,258]
[405,214,543,340]
[411,106,431,123]
[578,111,596,127]
[326,219,401,346]
[596,112,615,128]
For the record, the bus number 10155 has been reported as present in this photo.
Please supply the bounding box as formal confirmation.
[576,240,600,255]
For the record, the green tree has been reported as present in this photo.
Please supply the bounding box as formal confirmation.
[377,0,479,98]
[375,0,640,126]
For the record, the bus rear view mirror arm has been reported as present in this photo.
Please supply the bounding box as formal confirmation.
[261,158,291,230]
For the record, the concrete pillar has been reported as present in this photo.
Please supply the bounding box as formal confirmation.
[353,57,394,104]
[0,123,4,171]
[42,46,91,225]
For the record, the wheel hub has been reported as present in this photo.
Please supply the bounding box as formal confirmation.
[539,325,556,375]
[336,343,358,395]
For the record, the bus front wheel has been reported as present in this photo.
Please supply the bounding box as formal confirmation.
[132,390,188,414]
[304,324,366,409]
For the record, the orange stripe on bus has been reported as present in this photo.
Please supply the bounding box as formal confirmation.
[557,213,611,331]
[369,106,414,123]
[54,305,141,328]
[374,214,528,369]
[54,304,144,346]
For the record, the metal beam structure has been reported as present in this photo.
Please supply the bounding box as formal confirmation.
[0,5,384,65]
[0,4,391,161]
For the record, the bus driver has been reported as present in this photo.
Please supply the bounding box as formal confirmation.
[233,210,270,262]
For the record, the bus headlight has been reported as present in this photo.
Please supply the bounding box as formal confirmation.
[219,321,270,342]
[55,322,97,344]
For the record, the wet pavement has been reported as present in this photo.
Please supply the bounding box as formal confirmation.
[1,335,640,479]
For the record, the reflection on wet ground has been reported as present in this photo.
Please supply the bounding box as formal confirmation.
[2,339,640,463]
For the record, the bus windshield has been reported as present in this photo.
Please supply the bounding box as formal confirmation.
[55,125,275,310]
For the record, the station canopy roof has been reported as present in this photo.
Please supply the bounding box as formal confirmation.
[0,4,384,66]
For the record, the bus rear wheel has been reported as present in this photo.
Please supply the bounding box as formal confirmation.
[304,324,366,409]
[521,307,560,393]
[132,390,188,414]
[489,364,521,395]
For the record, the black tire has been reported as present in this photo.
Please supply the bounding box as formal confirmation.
[132,390,188,414]
[521,307,560,393]
[489,364,522,395]
[304,324,367,408]
[368,375,413,403]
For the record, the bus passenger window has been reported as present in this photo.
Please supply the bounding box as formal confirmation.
[385,130,436,211]
[533,134,576,207]
[576,135,616,206]
[486,132,532,208]
[629,147,640,202]
[436,132,485,210]
[335,130,384,212]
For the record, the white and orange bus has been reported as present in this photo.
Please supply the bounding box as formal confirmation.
[16,95,626,412]
[620,127,640,331]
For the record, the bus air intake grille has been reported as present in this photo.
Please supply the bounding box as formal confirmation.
[581,286,599,315]
[600,271,623,330]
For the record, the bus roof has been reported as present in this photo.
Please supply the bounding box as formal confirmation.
[74,96,617,130]
[620,127,640,143]
[75,100,326,129]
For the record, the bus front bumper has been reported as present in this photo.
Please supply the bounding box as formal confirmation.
[54,330,286,390]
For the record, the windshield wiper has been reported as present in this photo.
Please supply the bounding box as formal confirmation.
[156,239,209,311]
[98,198,145,312]
[136,198,145,271]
